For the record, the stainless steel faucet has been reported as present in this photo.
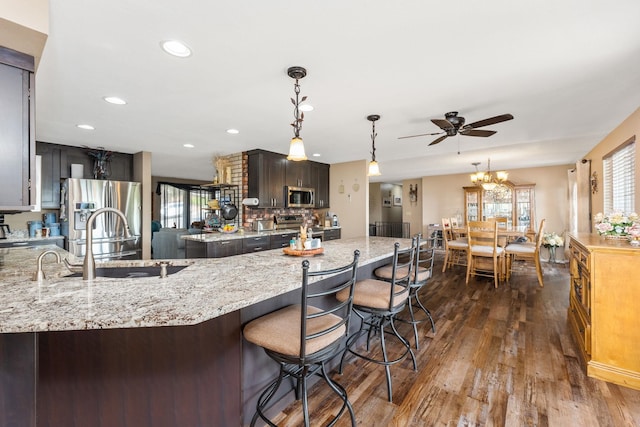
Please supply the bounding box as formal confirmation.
[83,207,131,280]
[33,250,62,282]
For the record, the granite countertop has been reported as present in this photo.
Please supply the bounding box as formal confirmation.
[1,235,65,243]
[181,227,341,242]
[0,236,406,334]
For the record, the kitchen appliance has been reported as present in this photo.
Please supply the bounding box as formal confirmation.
[252,218,275,232]
[274,214,305,230]
[285,186,315,208]
[62,178,141,260]
[332,214,339,227]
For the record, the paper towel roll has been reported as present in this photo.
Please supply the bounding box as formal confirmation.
[71,164,84,178]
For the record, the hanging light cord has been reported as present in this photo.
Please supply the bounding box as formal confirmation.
[291,78,307,138]
[370,119,378,162]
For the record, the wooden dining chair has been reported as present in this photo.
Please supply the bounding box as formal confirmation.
[442,218,468,273]
[505,219,546,287]
[487,217,509,246]
[466,220,505,288]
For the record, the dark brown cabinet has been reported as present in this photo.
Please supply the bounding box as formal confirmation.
[270,232,296,249]
[323,228,341,241]
[0,48,35,212]
[36,142,61,209]
[242,235,270,253]
[248,150,287,208]
[185,238,242,258]
[36,142,134,210]
[247,149,330,209]
[313,162,330,208]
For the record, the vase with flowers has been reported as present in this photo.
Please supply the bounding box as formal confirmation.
[542,232,564,263]
[594,212,639,240]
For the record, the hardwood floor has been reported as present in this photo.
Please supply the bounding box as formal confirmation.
[268,255,640,426]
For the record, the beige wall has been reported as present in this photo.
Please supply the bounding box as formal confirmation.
[402,178,422,236]
[583,107,640,215]
[0,0,48,68]
[330,160,368,238]
[420,164,573,238]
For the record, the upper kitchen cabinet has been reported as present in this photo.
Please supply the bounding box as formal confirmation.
[247,149,330,209]
[286,160,312,188]
[313,162,330,208]
[0,47,35,212]
[36,142,61,209]
[247,149,287,208]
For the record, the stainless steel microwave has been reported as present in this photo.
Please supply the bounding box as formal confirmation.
[285,186,315,208]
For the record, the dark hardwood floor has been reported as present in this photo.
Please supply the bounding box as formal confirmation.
[268,254,640,426]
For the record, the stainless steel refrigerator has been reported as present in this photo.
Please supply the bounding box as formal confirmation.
[62,178,141,260]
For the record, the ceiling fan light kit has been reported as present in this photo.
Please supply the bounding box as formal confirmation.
[399,111,514,147]
[367,114,381,177]
[286,66,308,161]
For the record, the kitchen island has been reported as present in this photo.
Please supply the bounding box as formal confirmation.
[0,236,408,427]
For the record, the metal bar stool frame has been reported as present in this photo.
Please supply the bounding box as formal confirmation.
[338,240,418,402]
[243,251,361,427]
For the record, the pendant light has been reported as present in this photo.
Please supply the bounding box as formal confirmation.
[367,114,381,176]
[287,66,308,161]
[470,158,508,190]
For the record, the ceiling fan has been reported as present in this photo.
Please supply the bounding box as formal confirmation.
[398,111,514,146]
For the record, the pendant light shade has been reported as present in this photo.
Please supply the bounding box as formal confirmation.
[286,66,308,161]
[288,136,307,161]
[367,114,381,176]
[368,160,381,176]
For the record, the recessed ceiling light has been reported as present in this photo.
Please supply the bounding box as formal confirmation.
[77,124,95,130]
[160,40,192,58]
[299,104,314,112]
[312,153,321,157]
[226,129,240,134]
[183,143,195,148]
[103,96,127,105]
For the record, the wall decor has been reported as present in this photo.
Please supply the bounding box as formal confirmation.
[383,197,392,208]
[393,196,402,206]
[409,184,418,204]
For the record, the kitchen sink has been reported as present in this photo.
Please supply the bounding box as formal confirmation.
[65,265,189,279]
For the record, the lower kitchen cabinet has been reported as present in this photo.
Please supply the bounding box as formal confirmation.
[270,232,296,249]
[567,233,640,390]
[185,239,242,258]
[242,235,270,254]
[323,228,341,241]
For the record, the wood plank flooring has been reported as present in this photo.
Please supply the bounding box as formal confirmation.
[267,255,640,426]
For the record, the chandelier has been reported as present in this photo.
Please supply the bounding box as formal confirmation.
[367,114,381,176]
[470,158,508,190]
[286,66,308,161]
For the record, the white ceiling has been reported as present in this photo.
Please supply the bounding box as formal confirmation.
[35,1,640,183]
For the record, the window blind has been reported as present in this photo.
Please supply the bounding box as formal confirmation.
[603,139,635,213]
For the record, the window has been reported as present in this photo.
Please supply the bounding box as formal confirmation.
[603,138,635,213]
[159,183,213,228]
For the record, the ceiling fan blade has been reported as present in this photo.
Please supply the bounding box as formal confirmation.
[464,114,513,129]
[397,132,442,140]
[459,129,497,137]
[428,135,449,146]
[431,118,453,131]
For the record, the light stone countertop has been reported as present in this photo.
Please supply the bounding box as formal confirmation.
[0,235,65,243]
[0,236,407,334]
[180,226,341,242]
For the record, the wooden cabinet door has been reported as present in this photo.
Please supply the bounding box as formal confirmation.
[209,239,242,257]
[248,150,286,207]
[315,162,330,208]
[0,60,34,211]
[37,142,62,209]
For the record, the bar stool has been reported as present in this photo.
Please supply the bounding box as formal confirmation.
[373,234,436,349]
[243,250,360,427]
[337,240,417,402]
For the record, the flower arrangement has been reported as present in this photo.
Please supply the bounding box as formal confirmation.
[593,212,639,237]
[85,146,113,179]
[542,232,564,248]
